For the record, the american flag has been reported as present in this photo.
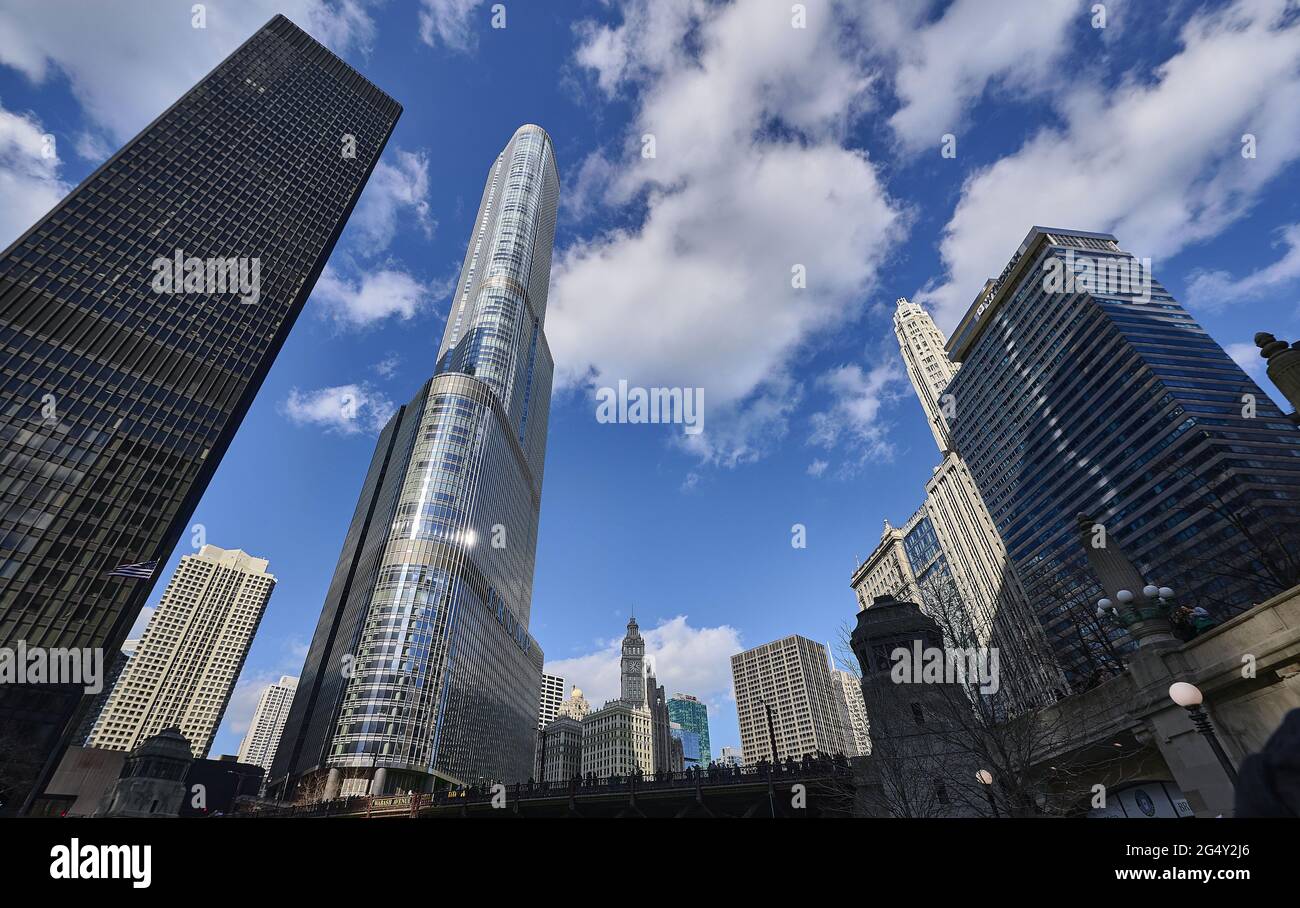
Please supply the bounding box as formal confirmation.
[104,559,159,579]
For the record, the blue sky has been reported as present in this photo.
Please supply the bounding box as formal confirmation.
[2,0,1299,760]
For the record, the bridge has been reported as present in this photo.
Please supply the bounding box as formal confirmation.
[241,759,857,819]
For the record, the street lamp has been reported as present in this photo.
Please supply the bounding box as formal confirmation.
[1096,585,1175,621]
[976,768,999,818]
[1168,682,1238,786]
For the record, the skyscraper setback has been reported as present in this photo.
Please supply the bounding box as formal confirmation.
[0,14,400,811]
[273,125,559,796]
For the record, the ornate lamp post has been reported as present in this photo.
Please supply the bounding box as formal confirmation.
[1078,514,1178,649]
[1169,682,1238,787]
[1255,332,1300,423]
[1095,584,1177,632]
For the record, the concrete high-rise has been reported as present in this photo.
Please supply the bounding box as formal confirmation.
[237,675,298,774]
[537,715,582,783]
[730,636,847,765]
[829,669,871,758]
[272,125,559,797]
[666,693,710,765]
[944,227,1300,682]
[0,14,399,811]
[580,702,653,778]
[537,673,565,730]
[88,546,276,758]
[72,638,140,746]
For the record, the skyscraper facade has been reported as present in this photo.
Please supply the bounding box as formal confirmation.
[730,636,847,765]
[0,14,399,810]
[666,693,711,765]
[829,669,871,758]
[537,672,565,730]
[272,125,559,796]
[853,298,1064,710]
[537,715,582,783]
[669,722,699,768]
[945,226,1300,682]
[581,702,653,778]
[645,661,672,772]
[895,297,959,450]
[88,546,276,758]
[237,675,299,774]
[71,637,139,746]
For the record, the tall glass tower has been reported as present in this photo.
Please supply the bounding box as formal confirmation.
[273,125,558,795]
[0,15,400,813]
[945,227,1300,683]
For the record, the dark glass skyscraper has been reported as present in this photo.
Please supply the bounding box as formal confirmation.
[0,15,399,812]
[272,125,558,796]
[945,227,1300,683]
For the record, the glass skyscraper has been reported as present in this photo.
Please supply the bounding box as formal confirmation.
[945,227,1300,683]
[667,693,710,765]
[0,15,399,813]
[272,125,558,796]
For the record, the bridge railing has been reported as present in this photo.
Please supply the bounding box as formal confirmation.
[240,755,853,817]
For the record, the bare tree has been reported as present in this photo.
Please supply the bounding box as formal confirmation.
[1157,456,1300,613]
[1017,555,1127,688]
[850,573,1132,816]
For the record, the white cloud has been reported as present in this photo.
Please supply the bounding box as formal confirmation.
[0,1,377,144]
[572,0,705,96]
[282,382,395,434]
[918,0,1300,332]
[1186,223,1300,313]
[372,352,402,379]
[222,673,275,741]
[73,130,112,164]
[349,148,435,255]
[0,100,71,249]
[807,361,904,474]
[552,0,905,467]
[806,458,829,478]
[311,265,438,328]
[418,0,485,51]
[1225,341,1268,381]
[871,0,1079,151]
[545,615,742,715]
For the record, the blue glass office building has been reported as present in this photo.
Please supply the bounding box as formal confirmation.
[666,693,710,766]
[945,227,1300,682]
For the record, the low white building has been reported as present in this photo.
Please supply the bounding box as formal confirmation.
[581,700,653,778]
